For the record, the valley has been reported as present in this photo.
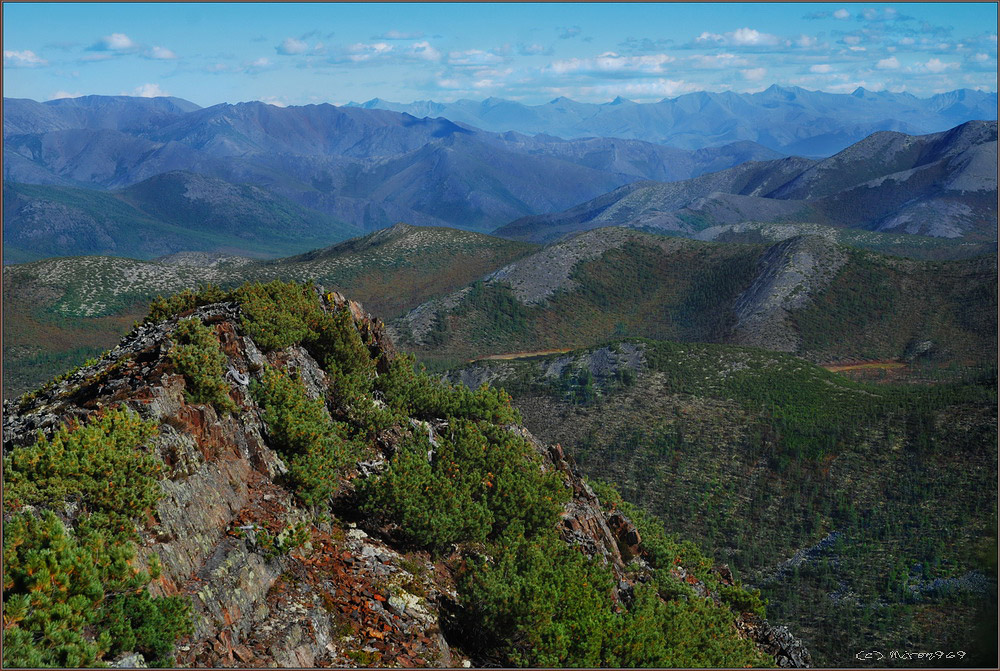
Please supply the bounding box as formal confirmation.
[442,340,997,666]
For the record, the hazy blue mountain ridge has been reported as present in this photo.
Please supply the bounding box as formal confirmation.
[347,85,998,154]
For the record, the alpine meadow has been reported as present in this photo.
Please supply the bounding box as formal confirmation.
[2,2,997,669]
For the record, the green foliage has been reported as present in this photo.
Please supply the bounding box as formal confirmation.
[2,411,191,668]
[169,318,237,415]
[98,592,194,668]
[4,408,163,541]
[145,284,231,324]
[458,523,768,668]
[455,280,531,342]
[235,281,323,352]
[252,366,361,506]
[250,522,312,559]
[458,524,617,667]
[235,280,381,419]
[377,354,521,425]
[3,512,108,668]
[361,418,567,551]
[495,339,996,666]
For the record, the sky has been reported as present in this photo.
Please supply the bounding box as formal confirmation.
[3,2,997,107]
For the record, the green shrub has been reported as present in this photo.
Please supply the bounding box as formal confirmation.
[3,512,108,668]
[250,522,312,559]
[360,418,567,552]
[2,410,191,668]
[235,281,321,352]
[376,354,521,425]
[145,284,231,324]
[458,522,768,668]
[169,318,237,415]
[4,408,163,541]
[98,592,194,668]
[458,523,617,667]
[252,366,361,506]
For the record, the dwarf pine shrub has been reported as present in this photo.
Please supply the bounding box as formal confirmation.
[145,283,231,324]
[4,408,163,540]
[169,318,237,415]
[2,409,191,668]
[360,417,567,552]
[252,365,362,506]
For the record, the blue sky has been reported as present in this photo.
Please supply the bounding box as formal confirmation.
[3,2,996,106]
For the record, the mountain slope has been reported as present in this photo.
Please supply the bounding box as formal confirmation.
[3,173,360,262]
[443,339,998,667]
[496,121,998,243]
[392,228,997,372]
[1,282,810,668]
[3,95,201,137]
[2,225,537,398]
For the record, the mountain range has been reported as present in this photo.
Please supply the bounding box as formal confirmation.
[347,86,998,155]
[3,95,779,256]
[497,120,999,244]
[5,89,997,263]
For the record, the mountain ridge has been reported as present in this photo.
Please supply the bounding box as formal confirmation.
[346,86,998,154]
[495,121,999,244]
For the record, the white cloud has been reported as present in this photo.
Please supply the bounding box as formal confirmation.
[276,38,309,55]
[261,96,287,107]
[843,35,862,45]
[917,58,959,73]
[148,46,177,60]
[550,51,675,76]
[689,53,749,69]
[862,8,879,21]
[131,83,168,97]
[48,90,83,100]
[810,64,833,73]
[90,32,138,51]
[4,49,48,67]
[409,41,441,62]
[742,67,767,81]
[834,9,851,20]
[974,53,990,62]
[695,27,780,47]
[448,49,505,67]
[346,42,393,62]
[876,56,900,70]
[795,34,819,48]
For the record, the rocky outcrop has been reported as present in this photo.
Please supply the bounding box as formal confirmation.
[3,286,811,668]
[729,234,846,352]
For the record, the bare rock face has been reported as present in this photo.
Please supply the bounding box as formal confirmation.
[729,234,846,352]
[2,286,811,668]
